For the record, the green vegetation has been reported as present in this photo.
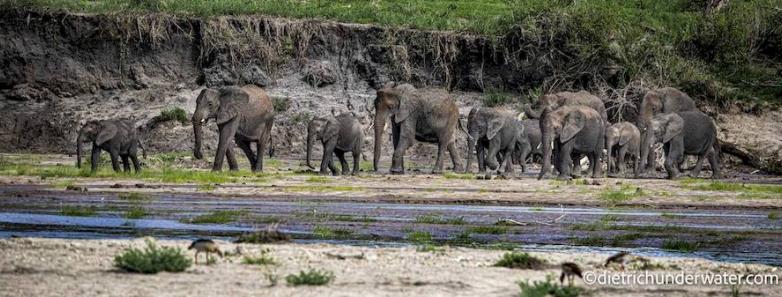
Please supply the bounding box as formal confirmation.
[196,183,216,191]
[494,252,545,270]
[415,214,465,225]
[305,176,331,183]
[242,249,277,266]
[483,89,515,107]
[118,192,151,201]
[662,239,700,252]
[61,206,97,217]
[571,233,643,247]
[114,240,191,274]
[124,206,147,219]
[681,180,782,199]
[442,172,475,180]
[406,231,433,244]
[285,269,334,286]
[599,185,644,206]
[519,275,582,297]
[312,226,353,239]
[284,185,362,192]
[271,96,291,113]
[157,107,188,125]
[184,210,247,224]
[660,212,681,219]
[769,212,780,220]
[467,225,508,235]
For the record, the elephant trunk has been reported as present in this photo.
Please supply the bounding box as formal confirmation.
[523,104,542,119]
[465,137,476,173]
[606,138,614,174]
[76,129,84,168]
[306,126,315,169]
[192,116,204,160]
[373,107,389,172]
[538,111,553,180]
[638,122,652,172]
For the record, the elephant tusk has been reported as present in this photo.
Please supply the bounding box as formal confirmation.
[200,119,206,124]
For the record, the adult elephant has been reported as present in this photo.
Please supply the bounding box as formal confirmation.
[465,107,520,179]
[538,106,605,180]
[373,83,463,174]
[524,91,608,121]
[76,119,145,173]
[649,111,720,179]
[306,113,364,176]
[637,87,697,173]
[192,85,275,172]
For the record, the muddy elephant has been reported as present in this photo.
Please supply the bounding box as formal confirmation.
[649,111,720,179]
[192,85,275,172]
[637,87,696,172]
[605,122,641,178]
[306,113,364,176]
[76,119,146,173]
[512,119,542,173]
[538,106,605,180]
[524,91,608,121]
[373,83,463,174]
[465,107,520,179]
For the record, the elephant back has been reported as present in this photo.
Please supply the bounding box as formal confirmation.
[240,85,274,119]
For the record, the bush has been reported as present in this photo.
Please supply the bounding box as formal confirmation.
[285,269,334,286]
[494,252,546,270]
[157,107,189,125]
[114,240,191,273]
[519,275,582,297]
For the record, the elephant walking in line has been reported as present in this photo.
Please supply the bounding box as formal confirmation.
[465,107,520,179]
[650,111,721,179]
[538,106,605,180]
[306,113,364,176]
[192,85,275,172]
[637,87,696,173]
[373,83,464,174]
[76,119,146,173]
[605,122,641,178]
[523,91,608,122]
[512,119,542,173]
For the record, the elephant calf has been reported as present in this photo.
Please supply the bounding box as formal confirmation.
[512,119,542,173]
[76,119,146,173]
[605,122,641,178]
[306,113,364,176]
[650,111,721,179]
[465,107,520,179]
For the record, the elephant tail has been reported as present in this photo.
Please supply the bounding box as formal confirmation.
[458,118,472,141]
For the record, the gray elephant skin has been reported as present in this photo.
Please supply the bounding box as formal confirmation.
[306,113,364,176]
[192,85,275,172]
[650,111,721,179]
[512,119,542,173]
[76,119,146,173]
[465,107,520,178]
[539,106,605,180]
[637,87,696,172]
[524,91,608,121]
[373,83,463,174]
[605,122,641,178]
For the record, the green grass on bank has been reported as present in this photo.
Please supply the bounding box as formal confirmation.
[3,0,781,105]
[680,179,782,199]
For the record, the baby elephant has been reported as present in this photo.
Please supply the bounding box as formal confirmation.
[605,122,641,178]
[512,119,542,173]
[76,119,145,173]
[306,113,364,175]
[465,107,520,179]
[650,111,721,179]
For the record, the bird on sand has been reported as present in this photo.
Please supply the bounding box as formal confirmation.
[188,238,223,264]
[604,251,630,270]
[560,262,583,286]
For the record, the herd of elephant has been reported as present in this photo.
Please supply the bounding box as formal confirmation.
[75,83,721,180]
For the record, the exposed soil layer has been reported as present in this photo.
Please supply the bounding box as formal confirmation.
[0,9,780,173]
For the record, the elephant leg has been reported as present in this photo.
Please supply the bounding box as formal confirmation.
[476,144,486,174]
[121,155,131,172]
[707,146,721,179]
[501,149,514,178]
[109,151,121,173]
[557,143,574,180]
[321,139,338,175]
[663,142,681,179]
[618,146,628,177]
[432,141,447,174]
[90,145,101,173]
[255,137,267,173]
[236,140,257,169]
[519,145,531,174]
[447,142,464,173]
[336,151,350,175]
[327,155,339,176]
[589,151,601,178]
[689,155,705,178]
[225,144,239,171]
[390,123,414,174]
[130,154,142,173]
[352,147,361,175]
[213,120,239,171]
[570,152,582,178]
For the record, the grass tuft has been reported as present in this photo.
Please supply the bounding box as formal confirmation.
[242,249,277,266]
[114,240,191,274]
[183,210,247,224]
[124,206,147,219]
[415,214,465,225]
[599,184,644,206]
[285,269,334,286]
[518,274,582,297]
[467,225,508,235]
[662,239,700,252]
[61,206,97,217]
[156,107,188,125]
[494,252,545,270]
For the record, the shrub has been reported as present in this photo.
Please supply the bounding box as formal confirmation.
[285,269,334,286]
[242,249,277,266]
[157,107,189,125]
[114,240,191,273]
[494,252,545,269]
[518,275,582,297]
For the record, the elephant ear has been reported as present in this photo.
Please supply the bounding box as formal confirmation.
[560,111,585,142]
[216,88,249,125]
[487,117,504,140]
[393,92,412,124]
[618,126,632,146]
[321,119,340,141]
[663,114,684,143]
[95,122,118,145]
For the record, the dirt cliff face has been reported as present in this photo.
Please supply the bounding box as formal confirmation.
[0,9,779,173]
